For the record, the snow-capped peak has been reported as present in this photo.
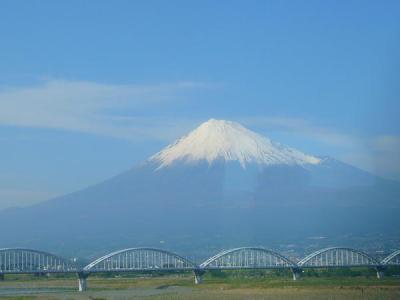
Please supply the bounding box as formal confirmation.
[150,119,321,168]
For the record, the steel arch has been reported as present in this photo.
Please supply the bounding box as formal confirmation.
[84,247,197,272]
[381,250,400,265]
[0,248,76,273]
[200,247,297,269]
[298,247,379,267]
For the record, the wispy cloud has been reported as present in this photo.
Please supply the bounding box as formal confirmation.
[242,116,400,181]
[241,116,357,148]
[0,79,207,141]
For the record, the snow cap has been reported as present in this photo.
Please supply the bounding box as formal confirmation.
[151,119,321,168]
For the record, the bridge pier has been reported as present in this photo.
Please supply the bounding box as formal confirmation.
[194,269,205,284]
[376,266,385,279]
[291,268,302,281]
[77,272,89,292]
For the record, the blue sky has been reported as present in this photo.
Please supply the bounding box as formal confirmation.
[0,0,399,209]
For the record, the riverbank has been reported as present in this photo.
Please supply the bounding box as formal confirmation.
[0,272,399,299]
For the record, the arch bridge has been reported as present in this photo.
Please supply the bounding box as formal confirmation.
[78,247,198,290]
[1,246,399,291]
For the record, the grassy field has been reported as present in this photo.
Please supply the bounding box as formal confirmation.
[0,269,399,299]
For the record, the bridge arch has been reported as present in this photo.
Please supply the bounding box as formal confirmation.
[298,247,379,268]
[381,250,400,265]
[200,247,296,269]
[0,248,76,273]
[84,248,197,272]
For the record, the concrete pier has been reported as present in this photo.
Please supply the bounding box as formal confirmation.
[291,268,302,281]
[77,272,89,292]
[194,269,205,284]
[376,267,385,279]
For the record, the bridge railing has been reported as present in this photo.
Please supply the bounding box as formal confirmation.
[0,248,77,274]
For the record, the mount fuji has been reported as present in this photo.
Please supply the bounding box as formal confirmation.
[1,119,399,256]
